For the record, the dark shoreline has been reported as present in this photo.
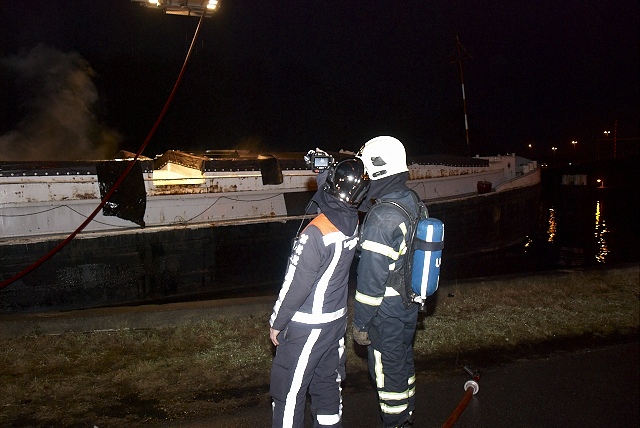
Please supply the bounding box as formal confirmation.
[2,263,637,339]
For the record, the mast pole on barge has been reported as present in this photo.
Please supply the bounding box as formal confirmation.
[453,35,472,157]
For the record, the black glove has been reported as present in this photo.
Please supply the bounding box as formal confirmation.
[352,325,371,346]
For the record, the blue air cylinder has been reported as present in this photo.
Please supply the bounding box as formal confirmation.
[411,218,445,300]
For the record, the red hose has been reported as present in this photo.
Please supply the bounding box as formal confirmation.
[441,368,480,428]
[0,12,207,290]
[441,385,474,428]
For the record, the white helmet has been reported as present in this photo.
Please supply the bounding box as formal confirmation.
[356,136,408,180]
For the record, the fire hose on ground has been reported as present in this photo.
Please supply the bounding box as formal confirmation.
[441,366,481,428]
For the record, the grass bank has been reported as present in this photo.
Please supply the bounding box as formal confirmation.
[1,265,638,427]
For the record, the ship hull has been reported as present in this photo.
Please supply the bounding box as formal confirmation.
[0,184,541,314]
[427,183,542,257]
[1,151,541,313]
[1,219,300,313]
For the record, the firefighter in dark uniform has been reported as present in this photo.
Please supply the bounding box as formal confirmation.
[352,136,420,428]
[270,157,370,428]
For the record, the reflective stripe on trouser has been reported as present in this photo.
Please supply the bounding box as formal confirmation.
[270,320,347,428]
[367,308,419,428]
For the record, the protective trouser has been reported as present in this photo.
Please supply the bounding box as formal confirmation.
[367,309,419,428]
[270,319,346,428]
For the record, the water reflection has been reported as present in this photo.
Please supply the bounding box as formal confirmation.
[440,183,636,280]
[594,200,609,263]
[547,208,556,243]
[450,176,637,279]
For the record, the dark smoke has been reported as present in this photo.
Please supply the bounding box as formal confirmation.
[0,45,120,161]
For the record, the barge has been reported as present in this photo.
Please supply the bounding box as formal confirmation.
[0,150,540,313]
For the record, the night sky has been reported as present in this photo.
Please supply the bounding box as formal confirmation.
[0,0,638,162]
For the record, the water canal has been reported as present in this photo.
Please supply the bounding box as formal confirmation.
[442,163,639,282]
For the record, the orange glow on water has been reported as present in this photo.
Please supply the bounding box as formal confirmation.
[547,208,556,243]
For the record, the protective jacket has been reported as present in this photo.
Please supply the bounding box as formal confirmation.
[270,213,358,331]
[353,189,420,330]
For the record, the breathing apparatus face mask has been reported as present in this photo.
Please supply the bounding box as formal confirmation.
[321,158,370,206]
[294,157,369,246]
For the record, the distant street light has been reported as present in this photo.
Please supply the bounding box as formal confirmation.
[602,130,613,160]
[571,140,577,162]
[552,146,557,164]
[597,179,604,188]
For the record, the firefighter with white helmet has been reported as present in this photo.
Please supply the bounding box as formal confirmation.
[270,157,369,428]
[357,135,409,179]
[353,136,420,428]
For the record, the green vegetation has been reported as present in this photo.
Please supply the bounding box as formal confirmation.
[0,265,638,427]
